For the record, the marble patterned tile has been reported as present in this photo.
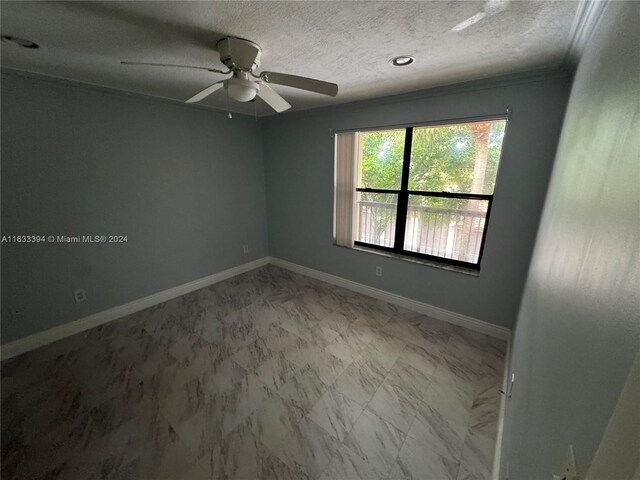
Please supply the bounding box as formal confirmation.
[111,409,196,476]
[2,266,504,480]
[456,428,496,480]
[232,336,276,370]
[367,377,420,434]
[143,312,196,346]
[67,349,141,408]
[319,443,382,480]
[129,348,179,390]
[277,364,328,411]
[385,357,433,404]
[342,408,407,478]
[419,379,474,443]
[250,395,306,450]
[368,329,407,358]
[402,315,453,351]
[381,317,418,342]
[448,326,489,361]
[304,347,349,385]
[178,462,210,480]
[197,419,269,480]
[301,323,341,349]
[281,336,318,367]
[325,329,369,363]
[346,317,379,344]
[433,358,480,398]
[258,322,300,352]
[334,355,388,406]
[25,330,91,366]
[3,404,98,480]
[438,347,485,390]
[159,376,214,427]
[456,460,488,480]
[308,387,364,442]
[261,452,312,480]
[217,373,275,436]
[87,377,162,438]
[200,306,260,350]
[398,340,442,376]
[108,329,165,367]
[276,301,317,337]
[272,415,340,479]
[395,431,460,480]
[177,343,225,373]
[167,332,214,364]
[250,389,339,479]
[302,299,335,321]
[254,352,303,392]
[360,329,407,372]
[467,385,501,439]
[200,357,249,395]
[172,400,223,460]
[410,401,467,461]
[249,304,288,331]
[386,460,413,480]
[317,311,354,334]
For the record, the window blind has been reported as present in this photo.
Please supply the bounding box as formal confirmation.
[334,132,358,247]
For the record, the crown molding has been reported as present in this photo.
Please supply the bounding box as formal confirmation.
[563,0,610,68]
[0,67,256,119]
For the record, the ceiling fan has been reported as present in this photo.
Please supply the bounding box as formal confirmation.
[121,36,338,113]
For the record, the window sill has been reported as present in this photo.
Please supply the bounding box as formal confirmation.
[336,243,481,277]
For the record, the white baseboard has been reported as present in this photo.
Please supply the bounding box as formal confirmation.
[492,331,512,480]
[2,254,510,361]
[1,257,270,361]
[270,257,511,340]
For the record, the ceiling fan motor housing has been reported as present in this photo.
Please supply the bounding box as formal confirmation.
[217,37,262,72]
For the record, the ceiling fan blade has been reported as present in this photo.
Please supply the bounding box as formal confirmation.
[121,61,229,74]
[260,72,338,97]
[256,84,291,113]
[451,11,487,32]
[185,81,225,103]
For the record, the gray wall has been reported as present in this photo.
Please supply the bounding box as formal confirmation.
[261,74,571,328]
[500,2,640,478]
[1,71,268,343]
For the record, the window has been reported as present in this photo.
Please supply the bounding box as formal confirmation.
[335,118,507,269]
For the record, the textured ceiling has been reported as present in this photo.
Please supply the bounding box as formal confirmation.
[1,1,581,116]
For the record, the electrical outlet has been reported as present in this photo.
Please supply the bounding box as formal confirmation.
[243,244,249,254]
[73,289,86,303]
[375,266,383,277]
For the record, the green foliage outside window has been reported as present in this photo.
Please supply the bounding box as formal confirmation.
[359,121,505,201]
[356,120,506,251]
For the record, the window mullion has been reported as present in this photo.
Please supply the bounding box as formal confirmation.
[393,127,413,251]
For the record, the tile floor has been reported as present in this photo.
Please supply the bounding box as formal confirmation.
[1,265,506,480]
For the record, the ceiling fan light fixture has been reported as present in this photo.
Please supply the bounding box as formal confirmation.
[391,55,415,67]
[226,77,259,102]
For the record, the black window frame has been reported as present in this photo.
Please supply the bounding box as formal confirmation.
[353,121,505,270]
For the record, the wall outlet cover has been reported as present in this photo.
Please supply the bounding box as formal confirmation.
[73,289,86,303]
